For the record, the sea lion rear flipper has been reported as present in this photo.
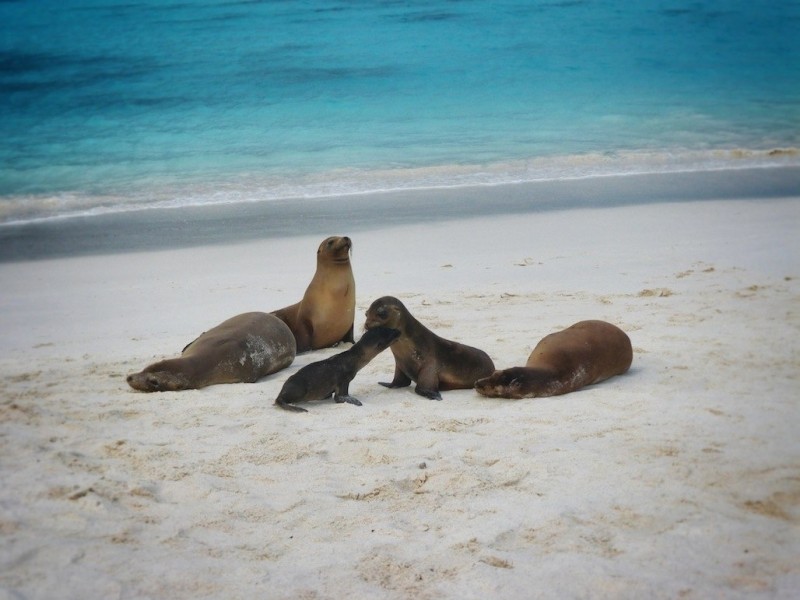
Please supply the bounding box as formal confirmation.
[275,398,309,413]
[181,333,203,353]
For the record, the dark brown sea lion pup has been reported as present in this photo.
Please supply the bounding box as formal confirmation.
[271,236,356,353]
[363,296,495,400]
[274,326,401,413]
[474,320,632,399]
[127,312,296,392]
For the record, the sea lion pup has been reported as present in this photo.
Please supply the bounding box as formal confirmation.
[274,326,401,413]
[271,236,356,353]
[363,296,495,400]
[474,320,632,399]
[127,312,296,392]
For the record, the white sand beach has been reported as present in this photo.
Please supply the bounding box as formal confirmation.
[1,180,799,598]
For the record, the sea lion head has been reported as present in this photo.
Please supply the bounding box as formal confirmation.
[127,369,191,392]
[474,367,529,399]
[364,296,407,331]
[358,326,401,352]
[317,236,352,265]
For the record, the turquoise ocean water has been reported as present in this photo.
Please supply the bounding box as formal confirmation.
[1,0,799,224]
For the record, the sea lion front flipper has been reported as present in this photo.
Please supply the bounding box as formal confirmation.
[335,395,362,406]
[414,386,442,401]
[379,366,411,389]
[341,323,355,345]
[333,383,361,406]
[415,363,442,400]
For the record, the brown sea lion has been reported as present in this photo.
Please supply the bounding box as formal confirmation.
[271,236,356,353]
[127,312,296,392]
[364,296,495,400]
[275,326,401,413]
[474,320,632,399]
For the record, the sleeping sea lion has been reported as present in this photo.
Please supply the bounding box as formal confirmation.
[363,296,495,400]
[274,326,401,413]
[127,312,296,392]
[271,236,356,353]
[474,320,632,399]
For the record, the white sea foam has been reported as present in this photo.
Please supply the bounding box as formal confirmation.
[1,148,797,226]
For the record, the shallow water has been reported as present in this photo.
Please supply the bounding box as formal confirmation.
[1,0,799,223]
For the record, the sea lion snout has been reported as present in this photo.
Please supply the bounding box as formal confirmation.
[319,235,352,262]
[363,316,381,330]
[474,369,524,398]
[362,326,401,350]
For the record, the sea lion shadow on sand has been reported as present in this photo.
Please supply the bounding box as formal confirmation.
[474,320,633,399]
[274,326,400,413]
[363,296,495,401]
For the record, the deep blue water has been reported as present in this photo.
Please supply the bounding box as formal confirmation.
[1,0,799,223]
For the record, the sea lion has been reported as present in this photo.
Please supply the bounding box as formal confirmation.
[127,312,296,392]
[474,320,632,399]
[363,296,495,400]
[274,326,401,413]
[271,236,356,353]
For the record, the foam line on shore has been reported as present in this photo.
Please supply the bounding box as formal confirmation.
[1,166,799,263]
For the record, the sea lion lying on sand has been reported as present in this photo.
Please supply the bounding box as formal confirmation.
[474,320,632,399]
[127,312,296,392]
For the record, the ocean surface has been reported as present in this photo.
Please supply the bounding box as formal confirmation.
[1,0,799,225]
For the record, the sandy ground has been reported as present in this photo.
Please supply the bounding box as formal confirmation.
[1,195,799,599]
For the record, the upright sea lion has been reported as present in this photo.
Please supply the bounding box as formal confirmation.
[271,236,356,353]
[127,312,296,392]
[275,326,401,413]
[474,320,632,399]
[364,296,495,400]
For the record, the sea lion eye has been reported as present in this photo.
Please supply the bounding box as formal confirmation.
[376,307,388,318]
[510,378,520,388]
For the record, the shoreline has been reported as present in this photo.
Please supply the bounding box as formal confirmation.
[2,147,798,226]
[1,165,799,263]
